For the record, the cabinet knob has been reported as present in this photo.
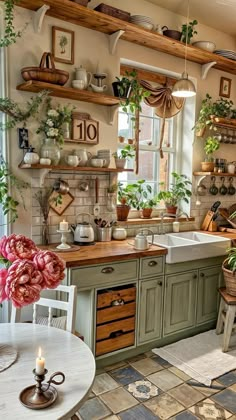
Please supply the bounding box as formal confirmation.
[148,260,158,267]
[200,273,205,278]
[157,281,162,286]
[101,267,114,274]
[193,274,197,279]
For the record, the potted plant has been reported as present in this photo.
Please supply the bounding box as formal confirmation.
[116,182,131,221]
[112,144,135,169]
[181,19,198,44]
[222,240,236,296]
[201,136,220,172]
[121,180,159,218]
[158,172,192,214]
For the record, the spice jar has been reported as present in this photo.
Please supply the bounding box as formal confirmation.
[227,162,235,174]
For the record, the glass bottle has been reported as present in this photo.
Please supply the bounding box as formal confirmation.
[40,138,60,165]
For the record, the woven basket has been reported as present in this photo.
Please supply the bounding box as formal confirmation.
[94,3,130,21]
[222,263,236,296]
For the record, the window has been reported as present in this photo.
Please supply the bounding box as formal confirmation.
[118,101,181,206]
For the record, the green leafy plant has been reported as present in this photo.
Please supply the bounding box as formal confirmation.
[36,99,75,145]
[119,180,159,210]
[181,19,198,44]
[0,90,49,130]
[158,172,192,207]
[223,247,236,273]
[204,136,220,161]
[0,0,27,47]
[112,144,135,160]
[0,158,29,223]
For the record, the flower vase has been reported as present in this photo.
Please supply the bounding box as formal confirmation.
[42,219,50,245]
[40,138,60,165]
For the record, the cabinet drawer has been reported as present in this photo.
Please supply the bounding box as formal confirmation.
[96,331,135,356]
[97,286,136,309]
[140,256,164,278]
[71,260,138,288]
[96,317,135,341]
[97,302,136,325]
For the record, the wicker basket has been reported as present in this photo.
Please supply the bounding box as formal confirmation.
[70,0,90,6]
[21,52,69,86]
[94,3,130,21]
[222,264,236,296]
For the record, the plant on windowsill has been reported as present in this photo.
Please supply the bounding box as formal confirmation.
[121,180,159,219]
[158,172,192,215]
[201,136,220,172]
[112,144,135,169]
[116,182,132,221]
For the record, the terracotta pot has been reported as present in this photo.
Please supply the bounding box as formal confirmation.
[165,205,178,215]
[116,205,130,221]
[201,161,214,172]
[140,208,152,219]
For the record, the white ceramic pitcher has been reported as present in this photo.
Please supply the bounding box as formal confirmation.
[74,65,92,89]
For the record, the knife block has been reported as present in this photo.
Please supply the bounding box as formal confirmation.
[208,221,218,232]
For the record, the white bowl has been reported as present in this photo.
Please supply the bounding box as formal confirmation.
[192,41,216,52]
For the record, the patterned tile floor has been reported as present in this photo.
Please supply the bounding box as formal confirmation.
[77,351,236,420]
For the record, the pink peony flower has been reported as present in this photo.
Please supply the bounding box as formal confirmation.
[34,251,65,289]
[0,268,8,303]
[5,260,43,308]
[0,234,39,263]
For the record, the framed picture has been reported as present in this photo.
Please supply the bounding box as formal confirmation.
[49,191,74,216]
[18,127,29,149]
[219,77,232,98]
[52,26,74,64]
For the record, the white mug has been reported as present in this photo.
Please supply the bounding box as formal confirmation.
[90,158,106,168]
[66,155,80,167]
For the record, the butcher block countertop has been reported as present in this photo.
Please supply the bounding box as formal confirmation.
[201,231,236,241]
[44,240,168,268]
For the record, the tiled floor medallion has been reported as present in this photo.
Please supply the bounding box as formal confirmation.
[190,400,230,420]
[127,379,159,401]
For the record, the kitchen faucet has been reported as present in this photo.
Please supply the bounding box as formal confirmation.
[176,211,189,221]
[159,212,172,234]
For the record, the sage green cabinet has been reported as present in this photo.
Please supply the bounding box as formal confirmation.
[138,277,163,344]
[196,265,221,325]
[164,271,197,335]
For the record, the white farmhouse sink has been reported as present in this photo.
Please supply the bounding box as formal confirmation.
[149,232,231,264]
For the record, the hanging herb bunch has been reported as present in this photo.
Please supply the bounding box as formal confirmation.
[0,0,27,48]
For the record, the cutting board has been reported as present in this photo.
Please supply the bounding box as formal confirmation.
[219,227,236,234]
[201,210,215,231]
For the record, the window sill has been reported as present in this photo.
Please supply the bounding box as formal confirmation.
[117,216,195,226]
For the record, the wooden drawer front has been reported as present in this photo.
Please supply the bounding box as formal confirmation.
[97,286,136,309]
[97,302,136,325]
[71,260,138,288]
[96,331,135,356]
[96,317,135,341]
[140,256,164,278]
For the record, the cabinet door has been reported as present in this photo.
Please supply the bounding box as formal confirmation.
[197,266,221,325]
[164,271,197,336]
[138,277,163,344]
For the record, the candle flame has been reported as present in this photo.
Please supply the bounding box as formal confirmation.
[38,347,42,358]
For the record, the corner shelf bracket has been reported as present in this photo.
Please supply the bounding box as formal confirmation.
[108,30,125,55]
[33,5,50,33]
[31,169,51,188]
[108,104,119,125]
[201,61,217,80]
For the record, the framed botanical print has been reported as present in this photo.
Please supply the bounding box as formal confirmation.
[49,191,74,215]
[52,26,74,64]
[219,77,231,98]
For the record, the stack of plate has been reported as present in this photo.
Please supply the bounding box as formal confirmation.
[97,149,111,168]
[130,15,154,30]
[214,49,236,61]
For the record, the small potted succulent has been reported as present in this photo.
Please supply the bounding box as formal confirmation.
[201,136,220,172]
[112,144,135,169]
[158,172,192,214]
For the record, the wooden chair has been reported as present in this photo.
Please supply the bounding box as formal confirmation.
[11,285,77,334]
[216,287,236,352]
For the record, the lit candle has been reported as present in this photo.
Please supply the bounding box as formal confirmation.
[59,219,69,231]
[36,347,45,375]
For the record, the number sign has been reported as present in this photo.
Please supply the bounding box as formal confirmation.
[72,113,99,144]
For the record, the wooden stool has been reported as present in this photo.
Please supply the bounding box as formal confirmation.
[216,287,236,352]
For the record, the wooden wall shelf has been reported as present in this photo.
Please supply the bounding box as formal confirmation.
[16,81,120,106]
[19,163,133,173]
[193,172,236,177]
[16,0,236,76]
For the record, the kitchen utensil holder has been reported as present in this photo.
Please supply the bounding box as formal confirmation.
[97,227,112,242]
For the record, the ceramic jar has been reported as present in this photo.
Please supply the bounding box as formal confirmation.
[227,162,235,174]
[23,147,40,164]
[40,138,60,165]
[112,227,127,240]
[74,66,92,89]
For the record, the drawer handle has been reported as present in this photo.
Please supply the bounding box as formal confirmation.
[110,330,123,338]
[193,274,197,279]
[148,260,158,267]
[101,267,114,274]
[157,281,162,286]
[200,273,205,278]
[111,299,124,306]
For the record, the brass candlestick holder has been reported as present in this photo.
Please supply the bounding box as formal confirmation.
[19,369,65,409]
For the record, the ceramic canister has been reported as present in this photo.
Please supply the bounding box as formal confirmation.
[112,228,127,240]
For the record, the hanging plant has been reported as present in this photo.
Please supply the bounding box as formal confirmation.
[0,0,27,48]
[0,90,49,130]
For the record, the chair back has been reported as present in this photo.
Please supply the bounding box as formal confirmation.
[11,285,77,334]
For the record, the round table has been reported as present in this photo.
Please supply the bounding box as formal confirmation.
[0,323,95,419]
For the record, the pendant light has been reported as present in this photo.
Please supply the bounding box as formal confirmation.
[172,0,196,98]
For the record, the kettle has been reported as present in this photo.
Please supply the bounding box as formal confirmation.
[71,213,95,245]
[129,229,154,250]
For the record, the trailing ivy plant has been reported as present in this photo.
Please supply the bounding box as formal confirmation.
[0,90,49,130]
[0,157,29,223]
[0,0,27,48]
